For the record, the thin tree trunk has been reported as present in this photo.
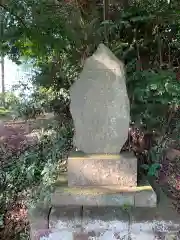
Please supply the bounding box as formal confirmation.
[0,8,5,107]
[1,55,5,107]
[103,0,109,21]
[103,0,109,44]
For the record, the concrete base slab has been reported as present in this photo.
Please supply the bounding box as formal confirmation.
[29,205,180,239]
[51,184,157,207]
[29,188,180,240]
[30,221,180,240]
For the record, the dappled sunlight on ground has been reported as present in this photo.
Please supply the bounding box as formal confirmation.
[0,200,29,240]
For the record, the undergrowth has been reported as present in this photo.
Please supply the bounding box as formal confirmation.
[0,123,73,239]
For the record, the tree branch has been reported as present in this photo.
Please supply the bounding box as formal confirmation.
[0,2,32,40]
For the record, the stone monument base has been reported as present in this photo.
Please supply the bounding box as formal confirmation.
[29,175,157,240]
[68,152,137,187]
[52,183,156,208]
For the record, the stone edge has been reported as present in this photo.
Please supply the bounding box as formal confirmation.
[51,186,156,207]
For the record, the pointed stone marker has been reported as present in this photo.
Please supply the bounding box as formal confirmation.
[70,43,130,154]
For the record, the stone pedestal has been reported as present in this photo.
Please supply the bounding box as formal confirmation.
[51,158,156,208]
[68,152,137,187]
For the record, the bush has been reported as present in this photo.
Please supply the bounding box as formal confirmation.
[15,102,44,120]
[0,108,11,118]
[0,122,73,239]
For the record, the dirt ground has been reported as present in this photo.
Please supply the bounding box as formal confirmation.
[0,114,55,159]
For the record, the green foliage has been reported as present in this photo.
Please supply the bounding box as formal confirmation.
[122,203,132,212]
[0,122,73,236]
[0,107,10,117]
[127,68,180,132]
[1,0,180,135]
[0,92,20,110]
[141,163,161,177]
[15,102,43,120]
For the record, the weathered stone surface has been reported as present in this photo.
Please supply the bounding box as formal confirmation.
[51,184,156,207]
[134,188,157,207]
[73,232,89,240]
[82,207,129,238]
[28,205,49,228]
[28,204,50,240]
[30,223,180,240]
[52,172,156,208]
[70,43,130,154]
[31,189,180,240]
[131,209,180,240]
[32,229,74,240]
[48,206,82,229]
[52,186,134,206]
[131,196,180,240]
[68,152,137,187]
[82,206,129,222]
[29,205,82,239]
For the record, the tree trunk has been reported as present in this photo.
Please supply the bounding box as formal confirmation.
[103,0,109,44]
[103,0,109,21]
[1,55,5,107]
[0,8,5,107]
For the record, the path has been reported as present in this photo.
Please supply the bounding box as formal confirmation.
[0,114,55,165]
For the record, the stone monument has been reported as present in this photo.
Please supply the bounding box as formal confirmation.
[29,44,157,240]
[68,43,135,189]
[53,43,157,206]
[70,43,130,154]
